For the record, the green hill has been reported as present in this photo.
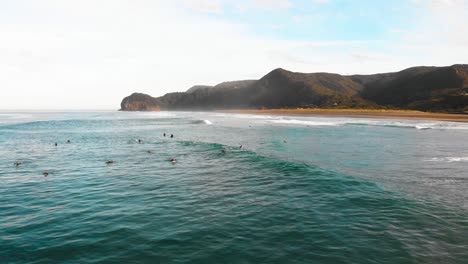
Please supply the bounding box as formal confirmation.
[120,64,468,113]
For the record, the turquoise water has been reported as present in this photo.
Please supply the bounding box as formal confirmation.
[1,111,467,263]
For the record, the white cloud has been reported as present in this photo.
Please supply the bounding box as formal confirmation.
[291,14,320,23]
[252,0,292,9]
[0,0,467,109]
[313,0,329,4]
[397,0,468,64]
[184,0,223,14]
[351,52,389,62]
[0,0,292,109]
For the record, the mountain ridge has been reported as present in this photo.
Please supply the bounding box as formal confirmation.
[120,64,468,113]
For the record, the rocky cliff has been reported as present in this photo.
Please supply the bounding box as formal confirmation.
[120,93,162,111]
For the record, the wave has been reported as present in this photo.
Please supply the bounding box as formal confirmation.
[0,113,32,119]
[131,111,176,118]
[271,119,341,126]
[3,134,467,264]
[359,121,468,130]
[192,119,213,125]
[415,125,431,130]
[425,157,468,162]
[268,117,468,130]
[214,113,275,119]
[0,111,181,126]
[0,114,35,126]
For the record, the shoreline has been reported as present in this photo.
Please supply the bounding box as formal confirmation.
[219,109,468,123]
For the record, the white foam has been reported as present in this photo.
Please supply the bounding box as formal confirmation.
[295,118,467,130]
[133,111,176,118]
[265,117,468,130]
[212,113,468,130]
[425,157,468,162]
[191,119,213,125]
[271,119,341,126]
[0,113,38,125]
[0,114,32,119]
[214,113,274,119]
[415,125,431,130]
[412,122,468,130]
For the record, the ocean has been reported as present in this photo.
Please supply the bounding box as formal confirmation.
[1,111,467,263]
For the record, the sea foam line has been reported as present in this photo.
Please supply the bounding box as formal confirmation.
[270,119,341,126]
[425,157,468,162]
[269,118,468,130]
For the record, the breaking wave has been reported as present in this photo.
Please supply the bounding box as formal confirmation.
[425,157,468,162]
[192,119,213,125]
[271,119,341,126]
[268,118,468,130]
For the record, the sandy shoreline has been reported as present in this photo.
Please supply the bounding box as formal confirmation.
[219,109,468,123]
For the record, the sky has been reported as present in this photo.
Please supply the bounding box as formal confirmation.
[1,0,467,109]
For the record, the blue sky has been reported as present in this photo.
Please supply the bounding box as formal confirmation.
[0,0,467,109]
[188,0,420,41]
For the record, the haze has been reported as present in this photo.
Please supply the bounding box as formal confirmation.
[1,0,467,109]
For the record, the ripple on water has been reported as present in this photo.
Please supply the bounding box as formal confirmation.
[0,114,468,264]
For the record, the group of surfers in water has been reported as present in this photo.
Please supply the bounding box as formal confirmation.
[14,132,244,176]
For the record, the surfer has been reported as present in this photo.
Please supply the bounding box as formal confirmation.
[14,162,23,167]
[163,133,166,137]
[170,134,174,138]
[66,140,71,143]
[55,142,58,146]
[43,172,49,176]
[170,158,177,163]
[105,160,114,165]
[138,139,143,144]
[239,145,242,149]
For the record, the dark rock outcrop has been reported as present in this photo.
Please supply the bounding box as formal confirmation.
[120,93,162,111]
[120,64,468,112]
